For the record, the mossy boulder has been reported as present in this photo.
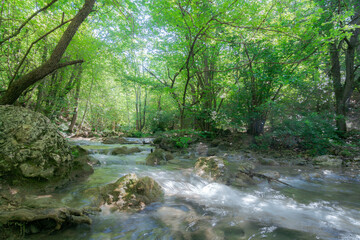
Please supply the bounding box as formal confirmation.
[195,157,256,187]
[194,156,229,182]
[70,145,89,158]
[146,149,174,166]
[153,137,177,152]
[71,156,95,179]
[111,146,141,155]
[0,106,76,189]
[88,173,164,211]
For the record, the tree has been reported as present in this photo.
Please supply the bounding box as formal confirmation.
[0,0,96,105]
[323,0,360,134]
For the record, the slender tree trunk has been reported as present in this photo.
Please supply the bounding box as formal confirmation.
[80,75,94,130]
[140,89,147,131]
[0,0,95,105]
[135,86,140,131]
[68,78,81,133]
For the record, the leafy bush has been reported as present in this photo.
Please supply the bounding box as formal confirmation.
[175,136,192,148]
[257,113,339,155]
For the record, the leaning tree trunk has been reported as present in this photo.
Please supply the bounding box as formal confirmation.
[0,0,95,105]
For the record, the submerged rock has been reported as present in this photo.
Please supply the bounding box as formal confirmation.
[102,137,132,144]
[88,173,164,211]
[258,170,281,180]
[111,146,141,155]
[71,156,95,178]
[313,155,343,167]
[0,207,92,238]
[0,105,81,190]
[0,194,98,238]
[146,149,174,166]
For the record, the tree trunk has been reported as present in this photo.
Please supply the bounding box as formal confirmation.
[247,115,266,136]
[68,78,81,133]
[0,0,95,105]
[80,75,94,130]
[330,25,359,134]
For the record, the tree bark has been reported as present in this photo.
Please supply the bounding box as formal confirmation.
[0,0,95,105]
[330,24,359,134]
[79,75,94,130]
[69,78,81,133]
[247,115,266,136]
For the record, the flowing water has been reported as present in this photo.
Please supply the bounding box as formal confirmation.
[28,139,360,240]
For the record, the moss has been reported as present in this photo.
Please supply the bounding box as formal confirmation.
[146,149,173,166]
[95,174,164,211]
[111,146,141,155]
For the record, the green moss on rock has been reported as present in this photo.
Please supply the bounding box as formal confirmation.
[89,173,164,211]
[146,149,174,166]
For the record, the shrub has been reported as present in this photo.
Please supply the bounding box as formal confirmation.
[257,113,339,155]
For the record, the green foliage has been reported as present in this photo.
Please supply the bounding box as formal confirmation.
[257,113,339,155]
[175,136,192,149]
[126,131,144,138]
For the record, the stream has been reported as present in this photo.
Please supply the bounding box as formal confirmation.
[28,139,360,240]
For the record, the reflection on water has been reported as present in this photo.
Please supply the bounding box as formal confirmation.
[27,140,360,240]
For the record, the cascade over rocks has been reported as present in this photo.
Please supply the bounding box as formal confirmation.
[111,146,141,155]
[0,105,92,190]
[102,137,132,144]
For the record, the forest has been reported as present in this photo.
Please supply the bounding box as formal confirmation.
[0,0,359,239]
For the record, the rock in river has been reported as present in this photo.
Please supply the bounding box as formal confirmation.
[0,105,93,191]
[146,149,174,166]
[88,173,164,211]
[194,156,229,182]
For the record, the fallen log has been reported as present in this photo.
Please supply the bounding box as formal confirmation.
[237,169,293,187]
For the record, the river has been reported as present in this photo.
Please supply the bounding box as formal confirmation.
[27,139,360,240]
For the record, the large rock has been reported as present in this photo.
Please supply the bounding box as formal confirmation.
[194,157,256,187]
[146,149,174,166]
[88,173,164,211]
[313,155,343,167]
[0,106,76,188]
[194,156,229,182]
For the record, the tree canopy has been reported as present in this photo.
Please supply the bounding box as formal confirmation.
[0,0,359,147]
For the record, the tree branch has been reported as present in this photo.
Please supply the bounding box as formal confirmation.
[10,18,73,84]
[0,0,59,45]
